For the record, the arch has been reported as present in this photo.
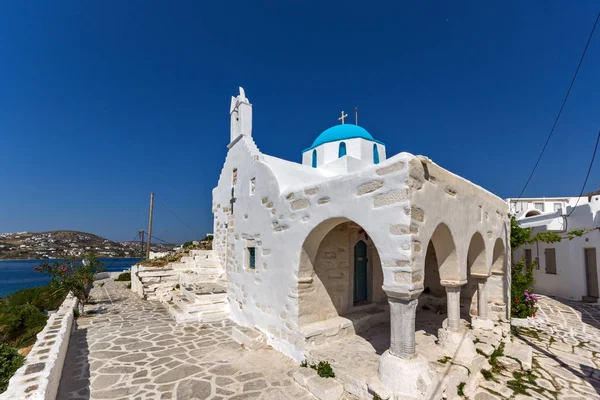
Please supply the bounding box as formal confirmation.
[338,142,347,158]
[467,232,487,276]
[298,218,386,328]
[491,239,505,274]
[464,232,487,318]
[312,149,317,168]
[373,144,380,164]
[524,210,541,218]
[428,223,459,281]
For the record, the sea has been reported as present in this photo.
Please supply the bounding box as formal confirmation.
[0,258,140,298]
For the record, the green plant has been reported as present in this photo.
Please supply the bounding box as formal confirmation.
[1,285,68,313]
[309,361,335,378]
[489,343,505,374]
[183,241,194,249]
[457,382,466,398]
[438,356,452,364]
[373,394,382,400]
[511,259,537,318]
[34,253,105,314]
[115,272,131,281]
[481,369,493,380]
[300,360,308,368]
[0,303,47,347]
[0,342,24,393]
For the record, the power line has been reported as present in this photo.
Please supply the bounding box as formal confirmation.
[157,197,202,237]
[101,231,141,270]
[149,234,174,245]
[567,128,600,217]
[516,11,600,201]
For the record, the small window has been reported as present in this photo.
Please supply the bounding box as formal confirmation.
[525,249,532,269]
[545,248,557,274]
[338,142,346,158]
[373,144,380,164]
[534,202,544,212]
[554,203,562,213]
[312,149,317,168]
[250,178,256,195]
[247,247,256,269]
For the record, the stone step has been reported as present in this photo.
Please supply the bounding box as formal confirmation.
[198,308,229,323]
[173,293,226,313]
[166,301,200,324]
[232,325,268,350]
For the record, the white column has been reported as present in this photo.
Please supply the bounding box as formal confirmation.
[389,297,418,360]
[477,279,488,320]
[446,286,461,332]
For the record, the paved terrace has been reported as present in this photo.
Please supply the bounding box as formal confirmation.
[57,277,600,400]
[57,277,315,400]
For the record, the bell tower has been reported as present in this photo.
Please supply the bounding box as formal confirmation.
[230,87,253,144]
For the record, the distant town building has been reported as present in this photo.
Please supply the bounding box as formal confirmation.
[507,192,600,301]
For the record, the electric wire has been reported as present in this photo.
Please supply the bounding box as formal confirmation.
[156,197,202,238]
[515,11,600,201]
[567,128,600,217]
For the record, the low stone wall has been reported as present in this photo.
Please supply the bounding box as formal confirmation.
[131,264,181,301]
[1,294,78,400]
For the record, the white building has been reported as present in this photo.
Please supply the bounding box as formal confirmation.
[508,194,600,301]
[211,88,510,398]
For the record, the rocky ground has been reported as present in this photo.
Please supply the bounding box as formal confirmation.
[57,278,600,400]
[474,295,600,399]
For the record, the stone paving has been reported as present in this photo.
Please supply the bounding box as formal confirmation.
[57,277,315,400]
[477,295,600,400]
[57,277,600,400]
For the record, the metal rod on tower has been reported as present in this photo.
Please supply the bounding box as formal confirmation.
[139,230,145,259]
[355,107,358,125]
[145,193,154,260]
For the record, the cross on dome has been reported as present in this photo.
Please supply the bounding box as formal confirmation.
[338,111,348,124]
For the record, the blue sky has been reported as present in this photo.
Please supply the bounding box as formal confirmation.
[1,1,599,243]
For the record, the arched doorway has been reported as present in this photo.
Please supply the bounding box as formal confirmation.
[297,219,387,340]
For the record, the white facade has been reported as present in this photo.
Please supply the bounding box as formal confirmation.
[507,194,600,301]
[214,88,510,398]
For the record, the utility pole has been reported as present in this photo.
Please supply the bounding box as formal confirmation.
[145,193,154,260]
[139,230,145,259]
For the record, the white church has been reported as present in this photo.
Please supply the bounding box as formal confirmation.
[209,88,511,398]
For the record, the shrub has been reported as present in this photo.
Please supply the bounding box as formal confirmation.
[511,259,538,318]
[1,285,67,313]
[115,272,131,281]
[183,241,194,249]
[0,342,24,393]
[311,361,335,378]
[34,253,105,314]
[0,303,47,347]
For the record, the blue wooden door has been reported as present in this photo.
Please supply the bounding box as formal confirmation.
[354,240,368,303]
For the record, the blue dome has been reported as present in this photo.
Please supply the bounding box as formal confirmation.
[304,125,383,152]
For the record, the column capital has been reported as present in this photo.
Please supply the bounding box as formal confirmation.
[382,285,422,301]
[440,279,467,288]
[470,272,491,280]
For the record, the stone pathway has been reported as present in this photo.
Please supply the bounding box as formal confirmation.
[57,277,315,400]
[476,295,600,400]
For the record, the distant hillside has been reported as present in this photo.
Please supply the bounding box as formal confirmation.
[0,230,175,260]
